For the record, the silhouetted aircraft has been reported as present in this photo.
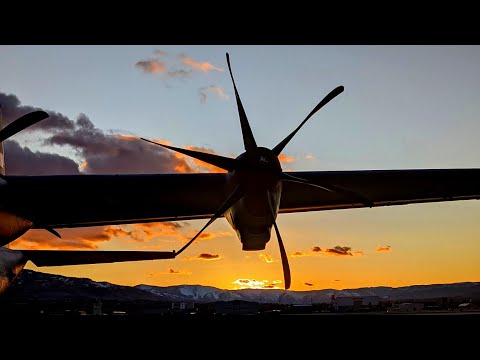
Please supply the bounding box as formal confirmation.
[1,53,479,294]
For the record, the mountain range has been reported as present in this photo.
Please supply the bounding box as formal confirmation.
[2,270,480,305]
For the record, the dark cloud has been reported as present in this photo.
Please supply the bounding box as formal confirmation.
[168,268,180,274]
[0,92,75,132]
[1,91,197,175]
[304,282,314,287]
[312,246,321,252]
[4,140,81,175]
[324,246,353,256]
[196,253,221,261]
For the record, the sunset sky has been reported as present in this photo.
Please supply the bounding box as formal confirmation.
[1,45,479,290]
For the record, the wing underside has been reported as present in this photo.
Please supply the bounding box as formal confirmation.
[22,250,176,267]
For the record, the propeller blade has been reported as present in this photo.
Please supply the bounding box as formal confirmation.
[267,190,291,290]
[282,173,373,207]
[272,86,344,156]
[226,53,257,153]
[0,109,49,142]
[175,185,243,256]
[273,220,291,290]
[141,138,237,172]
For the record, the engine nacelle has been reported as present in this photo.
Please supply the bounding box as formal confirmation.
[0,210,33,247]
[0,247,27,295]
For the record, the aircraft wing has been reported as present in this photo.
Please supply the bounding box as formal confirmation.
[22,250,175,267]
[279,168,480,213]
[3,169,480,229]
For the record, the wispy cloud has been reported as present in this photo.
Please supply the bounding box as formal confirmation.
[278,154,295,163]
[180,53,224,73]
[324,246,353,256]
[304,282,314,287]
[199,85,229,103]
[305,154,315,160]
[232,279,282,289]
[376,245,391,252]
[259,253,274,263]
[186,253,222,261]
[290,251,307,257]
[135,60,167,74]
[290,245,364,257]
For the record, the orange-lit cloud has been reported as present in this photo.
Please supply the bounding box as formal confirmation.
[304,282,314,287]
[278,154,295,163]
[312,246,322,252]
[9,226,128,250]
[324,246,353,256]
[259,253,274,263]
[135,60,167,74]
[180,53,224,73]
[199,85,229,103]
[232,279,282,289]
[354,251,365,256]
[376,245,391,252]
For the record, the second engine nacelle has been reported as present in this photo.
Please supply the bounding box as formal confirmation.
[0,210,32,247]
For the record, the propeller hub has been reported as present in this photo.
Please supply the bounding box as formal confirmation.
[234,147,282,192]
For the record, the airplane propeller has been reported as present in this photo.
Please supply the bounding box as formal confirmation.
[0,106,62,238]
[141,53,362,290]
[0,107,49,142]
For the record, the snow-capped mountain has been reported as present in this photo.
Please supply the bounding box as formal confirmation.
[4,270,480,304]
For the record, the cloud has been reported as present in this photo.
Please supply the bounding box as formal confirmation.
[198,85,229,103]
[190,253,222,261]
[291,245,364,257]
[305,154,315,160]
[232,279,282,289]
[135,60,167,74]
[304,282,314,287]
[180,53,224,73]
[0,92,201,176]
[278,154,295,163]
[0,92,75,132]
[290,251,306,257]
[9,226,129,250]
[376,245,391,252]
[324,246,353,256]
[4,140,81,175]
[259,253,274,263]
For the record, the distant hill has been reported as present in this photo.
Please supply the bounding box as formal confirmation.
[2,270,480,305]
